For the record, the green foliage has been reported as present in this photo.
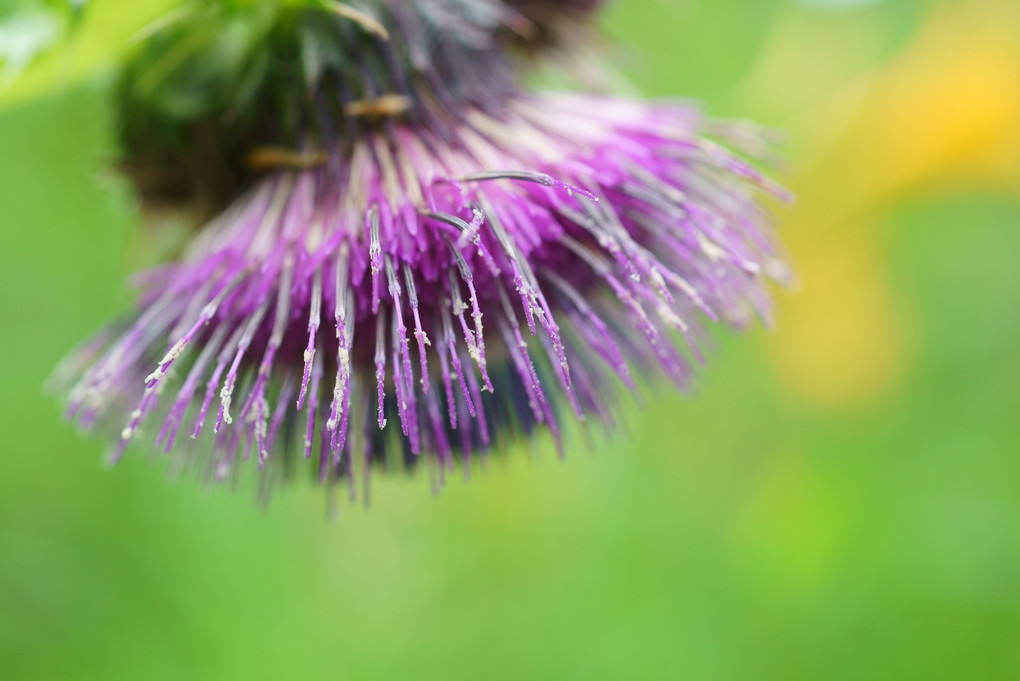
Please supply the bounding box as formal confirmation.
[0,0,85,85]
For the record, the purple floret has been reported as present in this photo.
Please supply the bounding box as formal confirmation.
[55,92,790,495]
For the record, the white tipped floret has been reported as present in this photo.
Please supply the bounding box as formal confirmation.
[219,386,234,425]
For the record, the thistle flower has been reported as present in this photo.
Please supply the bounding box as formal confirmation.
[54,0,790,496]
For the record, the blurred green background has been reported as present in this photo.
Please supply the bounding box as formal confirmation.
[2,0,1019,678]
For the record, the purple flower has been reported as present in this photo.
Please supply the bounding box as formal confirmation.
[53,1,790,495]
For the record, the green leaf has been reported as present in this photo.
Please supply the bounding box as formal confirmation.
[0,5,63,87]
[0,0,178,109]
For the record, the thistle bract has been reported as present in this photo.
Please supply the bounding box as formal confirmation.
[54,1,790,497]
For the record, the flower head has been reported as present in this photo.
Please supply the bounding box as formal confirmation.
[54,0,790,497]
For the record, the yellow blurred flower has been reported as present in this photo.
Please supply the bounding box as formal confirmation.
[762,0,1020,407]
